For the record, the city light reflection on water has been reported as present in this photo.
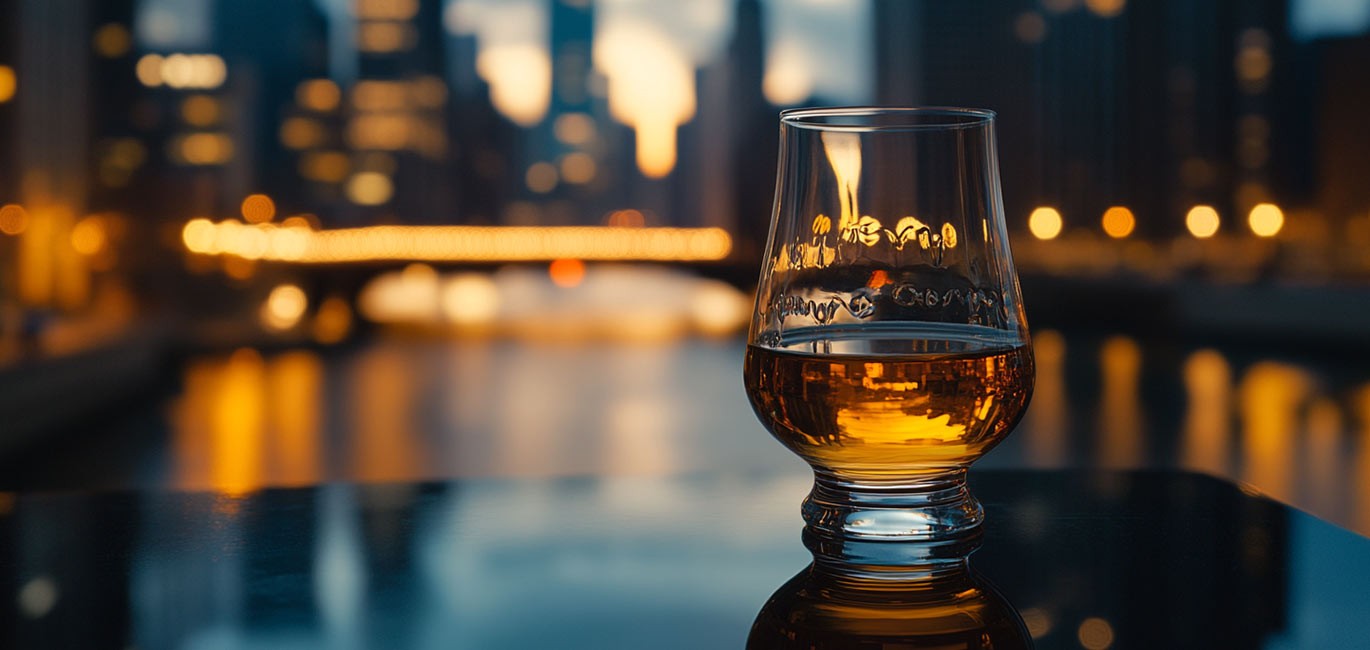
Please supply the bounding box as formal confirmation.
[128,329,1370,536]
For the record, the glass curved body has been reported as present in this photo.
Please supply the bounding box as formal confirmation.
[744,107,1033,545]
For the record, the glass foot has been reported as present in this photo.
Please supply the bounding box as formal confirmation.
[801,469,983,564]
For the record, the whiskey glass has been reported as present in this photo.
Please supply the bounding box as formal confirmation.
[743,107,1033,550]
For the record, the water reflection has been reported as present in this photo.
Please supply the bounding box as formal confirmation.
[85,328,1370,540]
[1097,336,1143,467]
[1237,362,1312,501]
[1181,349,1232,475]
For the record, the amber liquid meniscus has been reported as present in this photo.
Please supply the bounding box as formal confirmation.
[744,324,1033,480]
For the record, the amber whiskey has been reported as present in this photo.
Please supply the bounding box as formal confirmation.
[744,324,1033,481]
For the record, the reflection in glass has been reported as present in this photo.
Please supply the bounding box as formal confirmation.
[748,535,1030,649]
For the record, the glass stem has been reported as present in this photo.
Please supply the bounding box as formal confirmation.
[801,468,984,547]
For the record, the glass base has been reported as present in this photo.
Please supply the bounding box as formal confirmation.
[801,469,984,561]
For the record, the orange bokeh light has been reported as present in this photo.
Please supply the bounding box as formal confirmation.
[549,258,586,288]
[241,194,277,224]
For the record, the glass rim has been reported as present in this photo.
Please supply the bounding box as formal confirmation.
[780,106,996,132]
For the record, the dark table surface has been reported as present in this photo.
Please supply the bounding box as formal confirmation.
[2,469,1367,649]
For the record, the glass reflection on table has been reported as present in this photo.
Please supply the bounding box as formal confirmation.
[748,534,1030,649]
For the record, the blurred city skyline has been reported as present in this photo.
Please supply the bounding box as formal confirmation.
[0,0,1368,338]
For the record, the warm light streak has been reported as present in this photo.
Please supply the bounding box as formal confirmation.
[1186,205,1220,238]
[0,65,15,104]
[210,348,266,495]
[635,113,677,179]
[1247,202,1284,237]
[1028,207,1063,240]
[1305,397,1343,511]
[821,131,862,234]
[1355,386,1370,533]
[351,347,423,481]
[1101,206,1135,239]
[1025,330,1068,466]
[1181,349,1232,475]
[266,351,323,485]
[182,222,733,263]
[1238,362,1310,500]
[1098,336,1143,467]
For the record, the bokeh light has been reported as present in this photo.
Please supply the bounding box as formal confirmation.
[1078,617,1116,649]
[1248,202,1284,238]
[180,95,221,126]
[175,133,234,165]
[560,153,597,185]
[1085,0,1126,18]
[1186,205,1221,239]
[70,217,108,256]
[92,23,132,58]
[296,79,341,112]
[553,113,596,145]
[1028,207,1063,240]
[312,295,353,344]
[137,53,226,89]
[240,194,277,224]
[477,44,552,127]
[525,162,558,193]
[441,274,500,326]
[346,172,395,206]
[1101,206,1136,239]
[299,152,350,183]
[261,284,309,331]
[549,258,586,288]
[0,204,29,235]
